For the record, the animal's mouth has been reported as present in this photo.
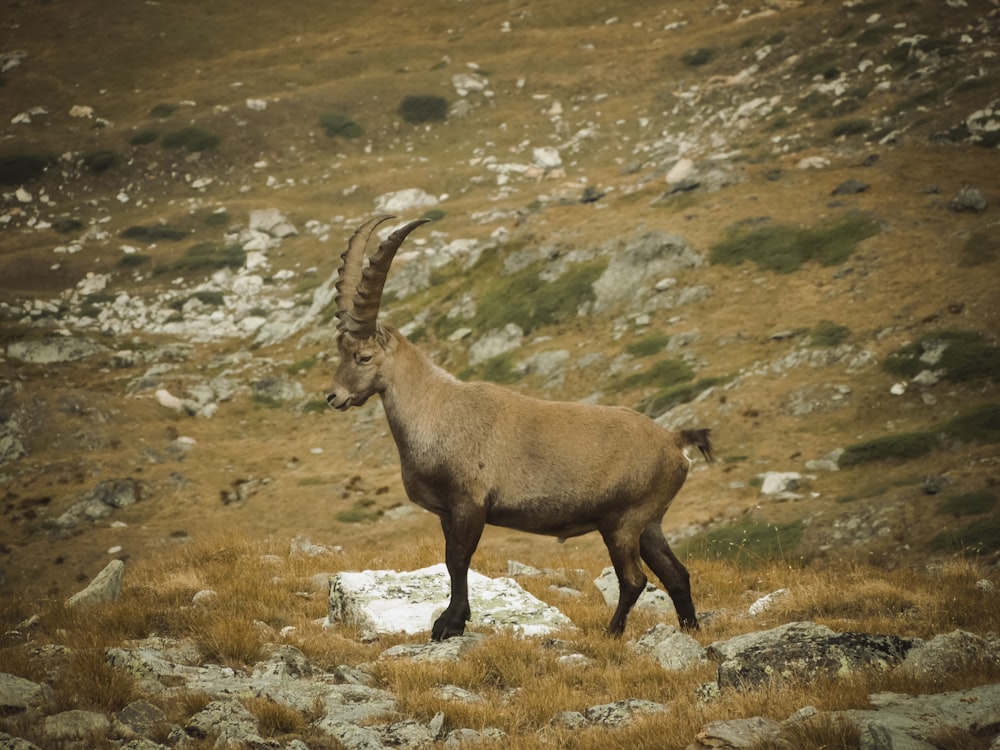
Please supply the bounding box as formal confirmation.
[326,394,369,411]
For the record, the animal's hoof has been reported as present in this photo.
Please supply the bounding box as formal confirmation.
[432,617,466,641]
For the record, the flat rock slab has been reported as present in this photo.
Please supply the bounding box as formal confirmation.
[329,563,573,637]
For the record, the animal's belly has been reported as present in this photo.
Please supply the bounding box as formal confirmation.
[485,503,600,538]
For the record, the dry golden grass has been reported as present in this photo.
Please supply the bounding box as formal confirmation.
[3,533,997,749]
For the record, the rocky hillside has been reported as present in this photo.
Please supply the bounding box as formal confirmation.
[1,0,998,605]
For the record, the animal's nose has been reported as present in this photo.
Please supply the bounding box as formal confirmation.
[325,392,337,407]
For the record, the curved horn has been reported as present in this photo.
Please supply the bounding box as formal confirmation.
[335,215,395,333]
[344,218,431,339]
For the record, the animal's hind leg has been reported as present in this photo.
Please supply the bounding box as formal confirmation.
[601,527,647,636]
[640,523,698,630]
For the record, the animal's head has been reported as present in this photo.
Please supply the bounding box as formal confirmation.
[326,216,428,411]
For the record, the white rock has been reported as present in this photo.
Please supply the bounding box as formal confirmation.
[374,188,440,214]
[796,156,830,169]
[69,105,94,118]
[532,146,562,169]
[330,563,573,637]
[15,187,32,203]
[452,73,487,96]
[594,567,673,613]
[155,389,186,412]
[666,158,696,184]
[890,381,907,395]
[246,98,267,111]
[759,471,802,497]
[748,588,789,616]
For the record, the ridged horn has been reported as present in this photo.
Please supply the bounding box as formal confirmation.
[342,218,431,339]
[335,215,394,333]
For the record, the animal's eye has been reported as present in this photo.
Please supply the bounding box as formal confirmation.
[357,353,374,365]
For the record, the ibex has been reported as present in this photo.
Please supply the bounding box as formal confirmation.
[327,216,713,640]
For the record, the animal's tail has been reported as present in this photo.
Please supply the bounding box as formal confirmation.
[679,428,714,464]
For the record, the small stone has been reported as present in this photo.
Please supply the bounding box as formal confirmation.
[832,179,869,195]
[951,184,987,212]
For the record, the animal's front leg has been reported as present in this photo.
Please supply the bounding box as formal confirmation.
[432,506,485,641]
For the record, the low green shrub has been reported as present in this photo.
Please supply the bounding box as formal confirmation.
[169,291,226,311]
[810,320,850,347]
[930,515,1000,556]
[159,242,246,274]
[162,126,220,152]
[149,103,178,118]
[831,119,871,137]
[625,332,671,358]
[287,357,316,375]
[882,331,1000,383]
[83,150,116,173]
[960,232,998,266]
[129,129,159,146]
[621,358,695,391]
[118,253,152,268]
[681,48,715,67]
[121,224,190,242]
[709,215,880,274]
[0,153,51,185]
[472,258,606,334]
[936,491,997,518]
[839,432,939,468]
[398,95,449,124]
[319,113,364,139]
[942,403,1000,444]
[638,376,727,417]
[461,353,522,384]
[839,403,999,469]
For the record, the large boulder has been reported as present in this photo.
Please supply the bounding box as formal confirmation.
[329,563,573,637]
[708,621,915,689]
[592,231,704,312]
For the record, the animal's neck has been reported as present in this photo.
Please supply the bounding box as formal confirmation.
[379,330,456,454]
